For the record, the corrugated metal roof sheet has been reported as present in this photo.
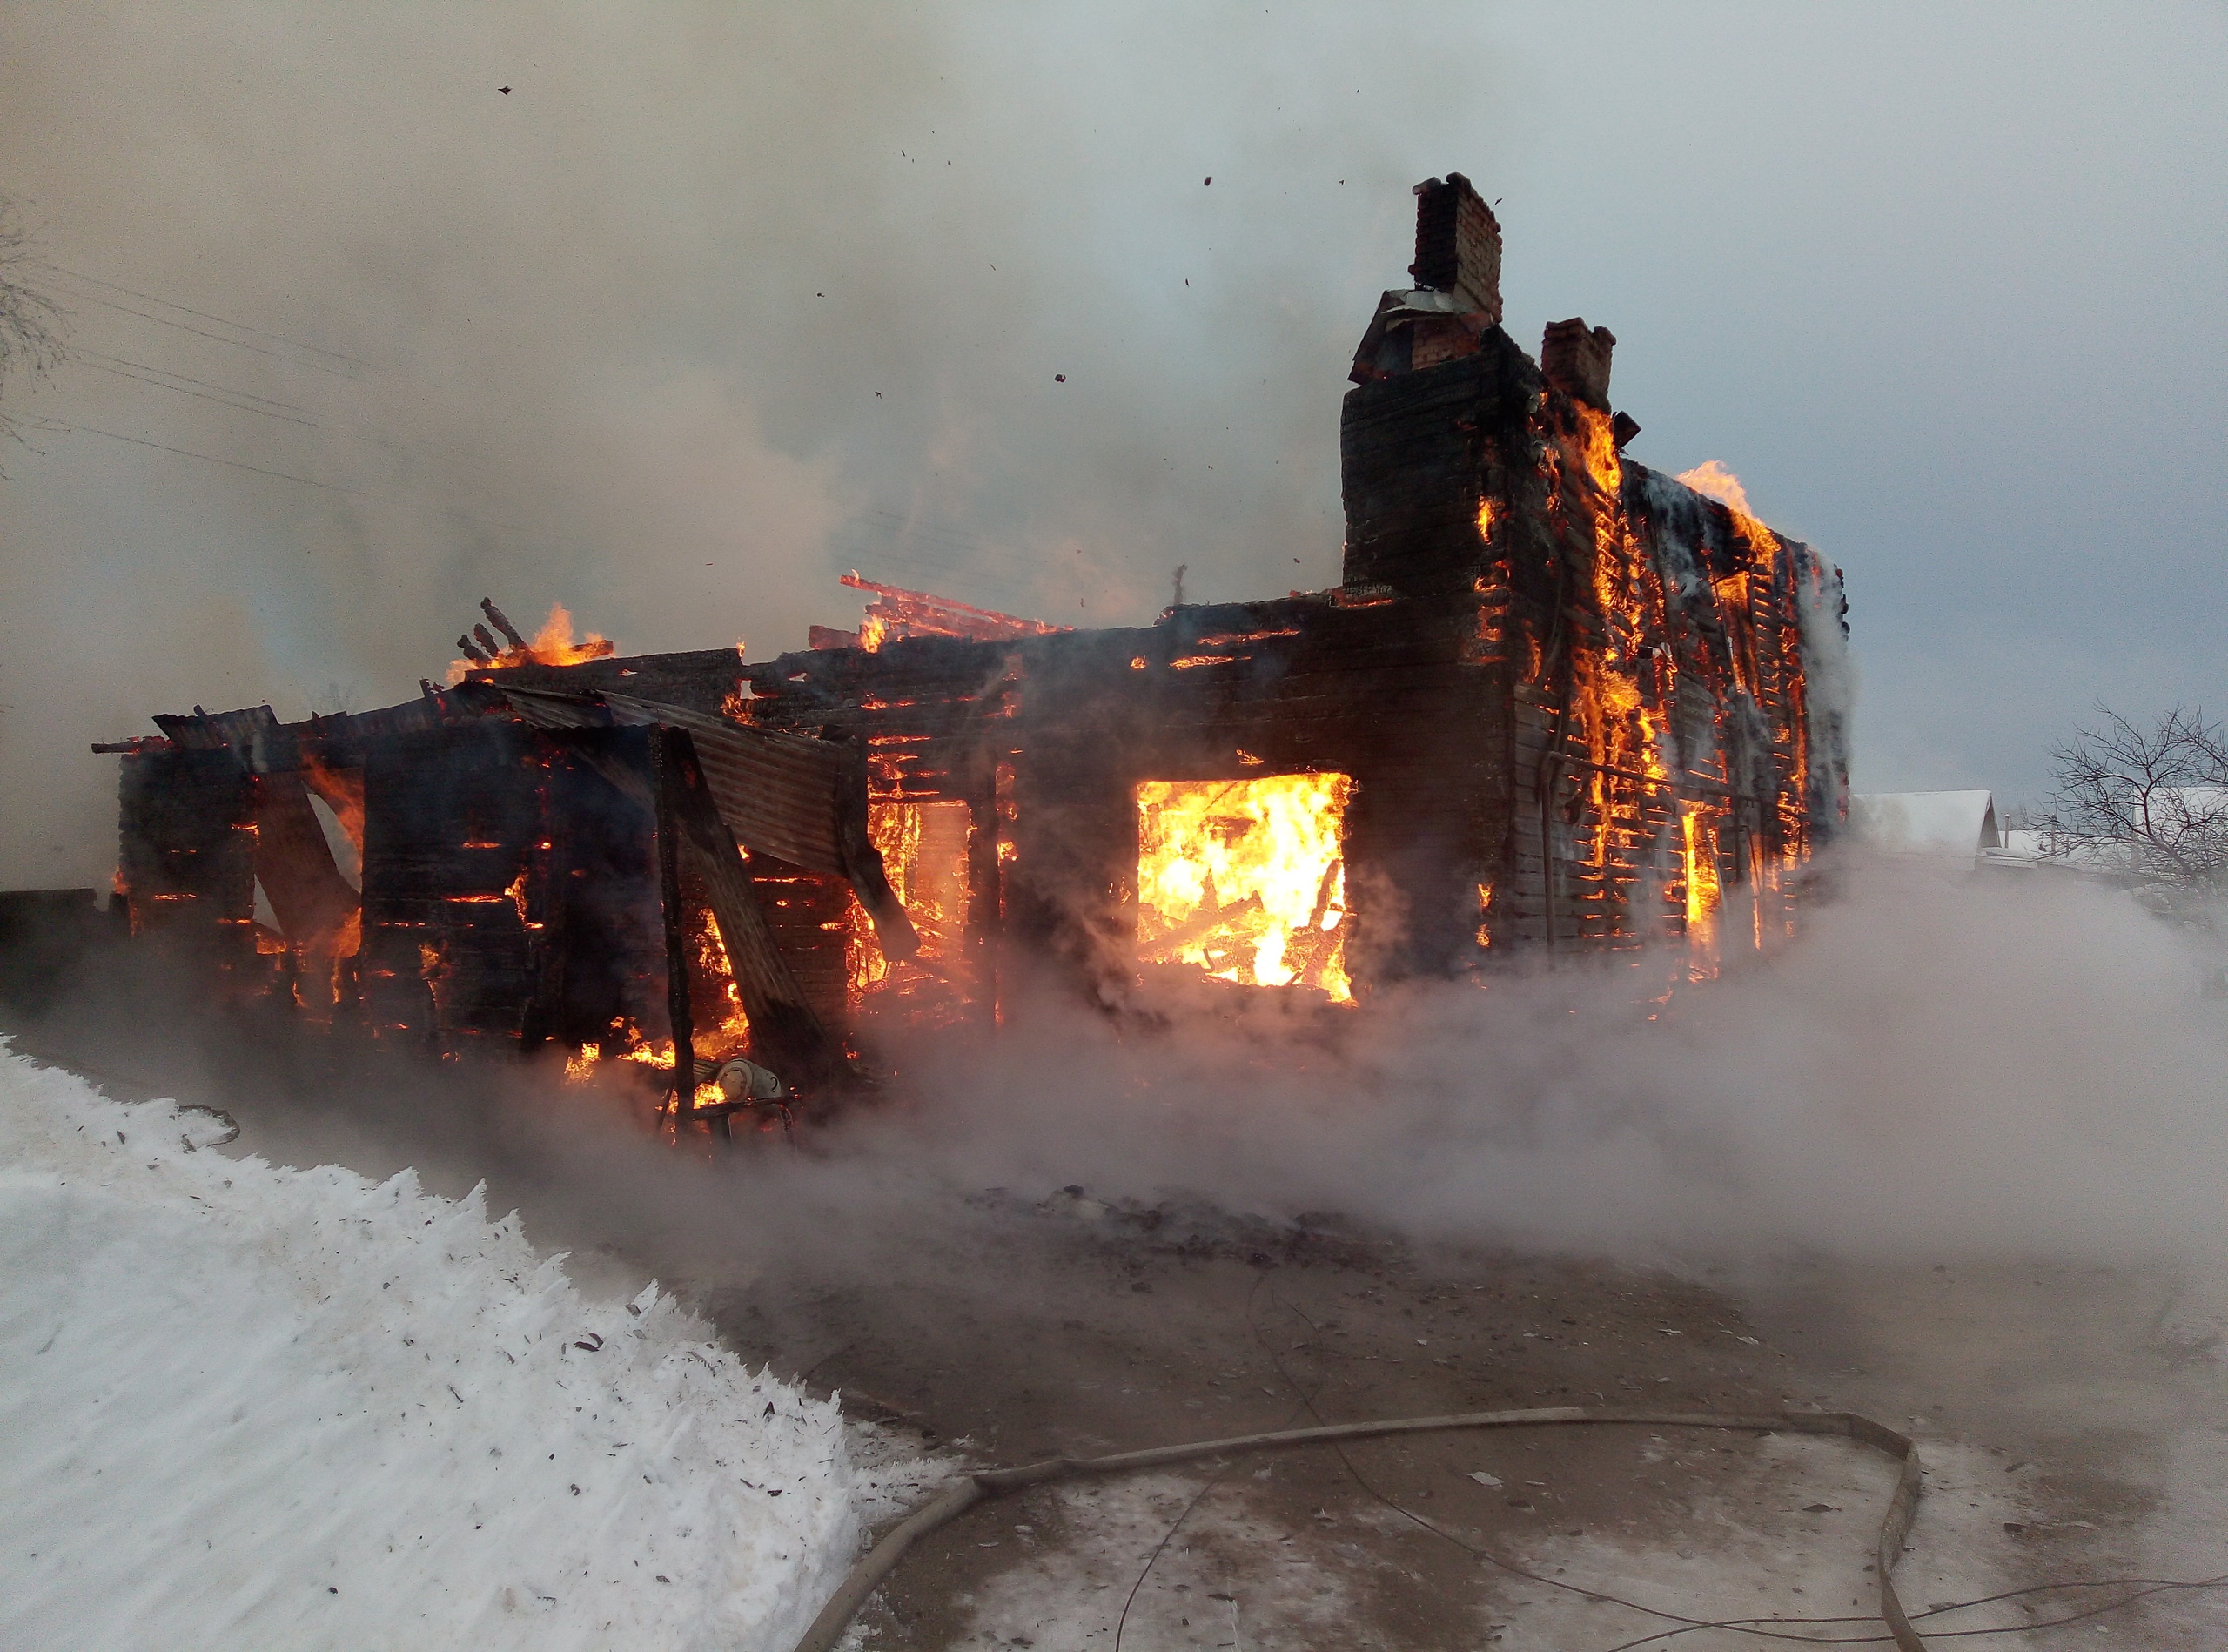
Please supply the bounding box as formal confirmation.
[497,684,916,960]
[153,705,278,754]
[602,690,850,877]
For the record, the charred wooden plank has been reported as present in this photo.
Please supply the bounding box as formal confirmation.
[253,771,358,947]
[652,730,695,1114]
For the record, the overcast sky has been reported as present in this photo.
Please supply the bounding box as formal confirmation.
[2,3,2222,889]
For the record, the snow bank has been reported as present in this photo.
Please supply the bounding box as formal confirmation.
[0,1044,857,1652]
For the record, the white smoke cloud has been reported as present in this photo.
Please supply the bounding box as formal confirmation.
[797,859,2228,1266]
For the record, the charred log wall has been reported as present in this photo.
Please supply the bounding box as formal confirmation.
[1000,603,1510,989]
[117,748,257,970]
[1340,319,1847,964]
[359,721,663,1051]
[746,637,1021,1026]
[536,730,666,1049]
[749,597,1520,1007]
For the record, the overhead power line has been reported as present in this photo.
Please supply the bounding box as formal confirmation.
[78,359,323,431]
[24,417,360,495]
[39,281,366,382]
[34,260,374,368]
[77,348,316,416]
[26,417,566,545]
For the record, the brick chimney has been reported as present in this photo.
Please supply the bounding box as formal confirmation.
[1409,174,1501,323]
[1540,318,1614,409]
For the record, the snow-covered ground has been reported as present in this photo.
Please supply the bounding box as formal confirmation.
[0,1044,923,1652]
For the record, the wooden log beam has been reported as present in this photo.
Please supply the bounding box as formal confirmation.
[652,730,695,1117]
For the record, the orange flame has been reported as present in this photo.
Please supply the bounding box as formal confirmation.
[1674,460,1754,518]
[1567,406,1671,886]
[1680,802,1721,979]
[1135,773,1352,999]
[691,900,753,1054]
[446,603,617,683]
[299,752,365,864]
[847,799,971,1015]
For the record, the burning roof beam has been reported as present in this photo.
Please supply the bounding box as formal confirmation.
[836,572,1070,650]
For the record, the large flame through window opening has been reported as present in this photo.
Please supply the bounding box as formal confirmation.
[1135,774,1353,1001]
[848,799,973,1021]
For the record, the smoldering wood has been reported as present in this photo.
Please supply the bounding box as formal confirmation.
[474,648,746,715]
[480,597,527,651]
[505,682,918,964]
[603,689,915,958]
[534,731,666,1049]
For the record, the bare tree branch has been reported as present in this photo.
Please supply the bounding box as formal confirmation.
[0,193,70,448]
[2043,704,2228,897]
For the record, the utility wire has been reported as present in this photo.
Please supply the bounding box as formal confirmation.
[44,333,1075,621]
[1112,1272,1313,1652]
[1248,1289,2228,1649]
[23,417,360,495]
[24,416,583,547]
[33,259,374,368]
[77,348,318,416]
[1600,1573,2228,1650]
[77,359,323,430]
[38,282,366,381]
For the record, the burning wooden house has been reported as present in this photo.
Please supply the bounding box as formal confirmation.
[97,174,1849,1111]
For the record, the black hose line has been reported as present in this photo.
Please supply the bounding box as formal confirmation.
[789,1406,1925,1652]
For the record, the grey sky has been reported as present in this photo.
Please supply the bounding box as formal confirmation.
[2,2,2221,889]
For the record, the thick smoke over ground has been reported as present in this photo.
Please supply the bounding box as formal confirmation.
[218,863,2218,1285]
[782,861,2228,1266]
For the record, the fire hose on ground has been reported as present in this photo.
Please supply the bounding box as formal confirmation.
[788,1406,1926,1652]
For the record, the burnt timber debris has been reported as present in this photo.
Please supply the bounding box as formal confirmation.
[95,174,1849,1111]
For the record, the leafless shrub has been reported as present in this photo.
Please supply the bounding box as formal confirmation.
[0,193,69,445]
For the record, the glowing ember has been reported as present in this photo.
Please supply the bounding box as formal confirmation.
[1675,460,1754,519]
[446,602,616,683]
[1136,773,1352,999]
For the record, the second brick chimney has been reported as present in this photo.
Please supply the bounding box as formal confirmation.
[1409,174,1502,324]
[1540,318,1615,409]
